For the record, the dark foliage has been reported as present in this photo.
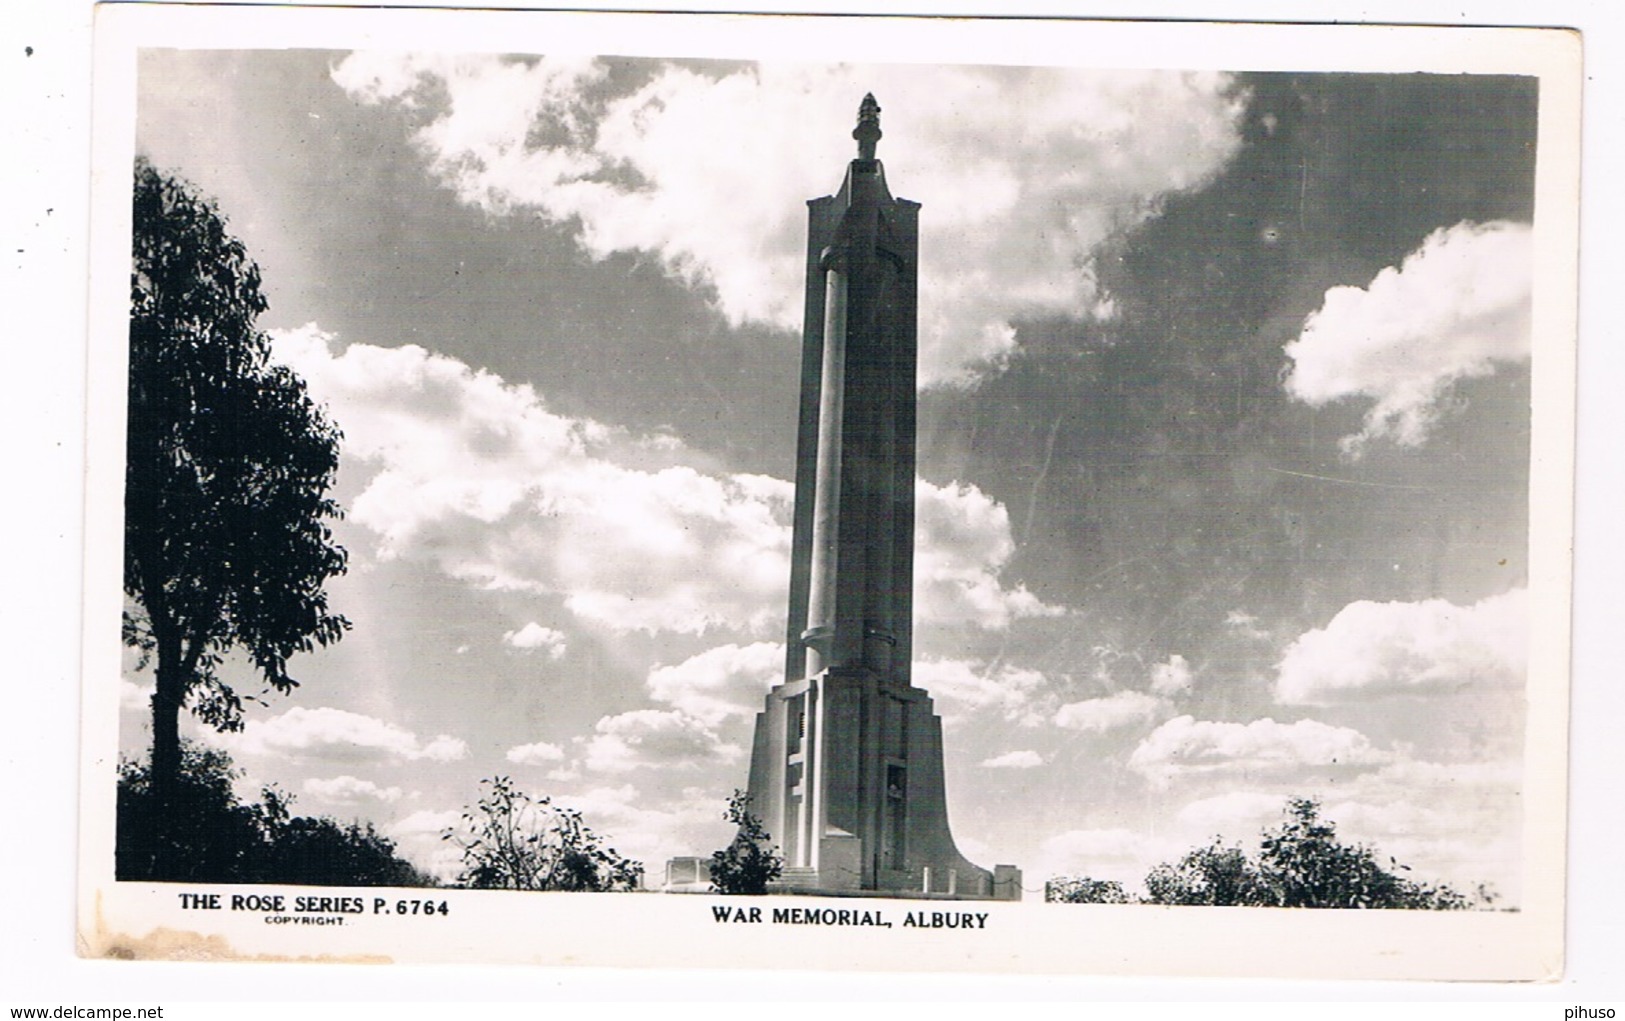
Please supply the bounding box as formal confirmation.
[262,813,434,889]
[1044,876,1132,904]
[1144,842,1271,907]
[117,743,434,886]
[1253,797,1489,910]
[446,776,643,892]
[1050,797,1494,910]
[708,790,784,896]
[124,158,350,807]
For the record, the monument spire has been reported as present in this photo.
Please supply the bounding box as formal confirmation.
[854,92,882,160]
[739,96,1022,901]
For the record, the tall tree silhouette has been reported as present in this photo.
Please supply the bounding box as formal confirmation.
[125,157,349,811]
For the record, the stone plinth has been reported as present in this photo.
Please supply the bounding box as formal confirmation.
[746,665,1016,899]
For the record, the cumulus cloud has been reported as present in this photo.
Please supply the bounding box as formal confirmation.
[646,642,783,727]
[332,54,1245,385]
[1224,610,1270,642]
[578,709,743,775]
[505,740,566,766]
[1127,715,1389,788]
[552,784,731,877]
[503,622,568,659]
[1363,758,1520,789]
[1036,827,1180,888]
[273,326,1051,639]
[1148,654,1193,696]
[1345,759,1520,839]
[120,679,154,712]
[1161,757,1524,899]
[1175,790,1287,837]
[1283,221,1533,456]
[1275,587,1526,705]
[273,325,793,636]
[981,749,1043,769]
[1324,792,1516,899]
[1320,797,1451,838]
[1377,832,1521,903]
[387,808,467,881]
[302,775,405,805]
[1174,792,1455,847]
[914,480,1062,629]
[220,706,469,764]
[1041,827,1153,861]
[913,658,1052,726]
[1053,690,1164,733]
[391,808,464,840]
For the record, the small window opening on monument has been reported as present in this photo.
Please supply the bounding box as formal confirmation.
[881,693,908,760]
[786,694,804,756]
[882,764,907,871]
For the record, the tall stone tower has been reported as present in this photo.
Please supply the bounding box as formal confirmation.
[744,95,1021,900]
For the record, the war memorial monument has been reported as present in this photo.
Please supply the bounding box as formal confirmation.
[738,96,1021,900]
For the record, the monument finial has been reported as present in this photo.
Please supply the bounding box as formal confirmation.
[853,92,881,160]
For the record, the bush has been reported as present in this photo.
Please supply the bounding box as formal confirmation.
[1143,842,1269,906]
[446,776,643,892]
[117,743,434,886]
[709,790,784,895]
[1255,797,1490,910]
[1045,876,1132,904]
[1047,797,1495,910]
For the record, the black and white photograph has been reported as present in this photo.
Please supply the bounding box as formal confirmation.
[74,7,1579,979]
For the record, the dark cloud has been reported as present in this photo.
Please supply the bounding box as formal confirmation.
[918,73,1537,687]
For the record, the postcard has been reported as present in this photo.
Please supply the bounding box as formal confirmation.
[79,5,1580,978]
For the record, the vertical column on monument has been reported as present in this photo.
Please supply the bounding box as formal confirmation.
[801,96,914,684]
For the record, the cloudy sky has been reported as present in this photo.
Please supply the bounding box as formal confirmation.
[124,48,1538,900]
